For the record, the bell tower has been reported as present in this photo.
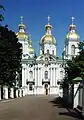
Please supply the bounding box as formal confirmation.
[64,17,80,59]
[40,16,56,56]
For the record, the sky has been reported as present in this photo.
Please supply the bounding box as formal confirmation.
[1,0,84,56]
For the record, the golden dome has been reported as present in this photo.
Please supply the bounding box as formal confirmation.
[66,32,80,40]
[45,24,52,30]
[18,23,25,29]
[40,34,56,44]
[28,36,34,54]
[66,17,80,41]
[16,32,28,39]
[69,24,76,30]
[66,24,80,41]
[40,16,56,45]
[29,47,34,54]
[18,16,25,29]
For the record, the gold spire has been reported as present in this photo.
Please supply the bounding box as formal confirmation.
[71,16,75,25]
[48,15,50,24]
[21,16,24,24]
[69,16,76,31]
[28,34,34,54]
[66,17,80,40]
[18,16,25,29]
[40,16,56,45]
[16,16,28,39]
[45,15,52,34]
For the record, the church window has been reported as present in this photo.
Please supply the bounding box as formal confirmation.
[60,71,63,78]
[29,64,33,67]
[29,83,33,91]
[44,71,48,79]
[29,71,33,81]
[71,45,75,55]
[52,50,54,55]
[47,49,49,54]
[45,64,48,67]
[42,50,44,54]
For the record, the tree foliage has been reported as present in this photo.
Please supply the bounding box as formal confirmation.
[63,42,84,87]
[0,5,5,21]
[0,26,22,87]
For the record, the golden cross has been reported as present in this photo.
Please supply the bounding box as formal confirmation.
[71,16,75,24]
[48,15,50,24]
[21,16,24,23]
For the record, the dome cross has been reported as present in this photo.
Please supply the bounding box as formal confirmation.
[20,16,24,24]
[71,16,75,25]
[48,16,50,24]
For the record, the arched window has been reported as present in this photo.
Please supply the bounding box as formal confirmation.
[52,50,54,55]
[71,45,75,55]
[60,71,63,78]
[42,50,44,54]
[44,71,48,79]
[47,49,49,54]
[29,71,33,81]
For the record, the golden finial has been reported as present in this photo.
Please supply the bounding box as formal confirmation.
[20,16,24,24]
[48,15,50,24]
[71,16,75,25]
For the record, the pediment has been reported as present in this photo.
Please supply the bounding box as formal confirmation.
[36,54,56,62]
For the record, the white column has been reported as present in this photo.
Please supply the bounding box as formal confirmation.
[43,68,44,80]
[73,83,80,108]
[19,89,22,97]
[24,68,25,86]
[33,68,34,80]
[26,65,28,83]
[10,88,14,98]
[79,87,83,107]
[16,89,18,98]
[22,67,24,86]
[53,68,55,86]
[35,68,36,86]
[49,68,51,81]
[22,89,25,96]
[40,68,42,86]
[52,68,54,86]
[55,68,56,86]
[50,67,52,86]
[3,86,8,99]
[25,66,27,86]
[82,86,84,116]
[24,87,27,95]
[38,68,39,86]
[0,85,1,100]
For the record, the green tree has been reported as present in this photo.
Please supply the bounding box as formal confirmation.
[0,5,5,21]
[63,42,84,88]
[0,26,22,87]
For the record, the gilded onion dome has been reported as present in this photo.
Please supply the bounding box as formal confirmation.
[66,17,80,41]
[28,35,34,54]
[16,16,28,39]
[40,16,56,45]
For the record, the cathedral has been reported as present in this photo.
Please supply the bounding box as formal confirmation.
[16,16,80,95]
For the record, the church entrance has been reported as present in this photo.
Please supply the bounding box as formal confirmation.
[44,83,48,95]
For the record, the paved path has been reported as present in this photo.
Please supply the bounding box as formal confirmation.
[0,95,82,120]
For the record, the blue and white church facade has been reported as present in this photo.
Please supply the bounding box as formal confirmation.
[16,16,80,95]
